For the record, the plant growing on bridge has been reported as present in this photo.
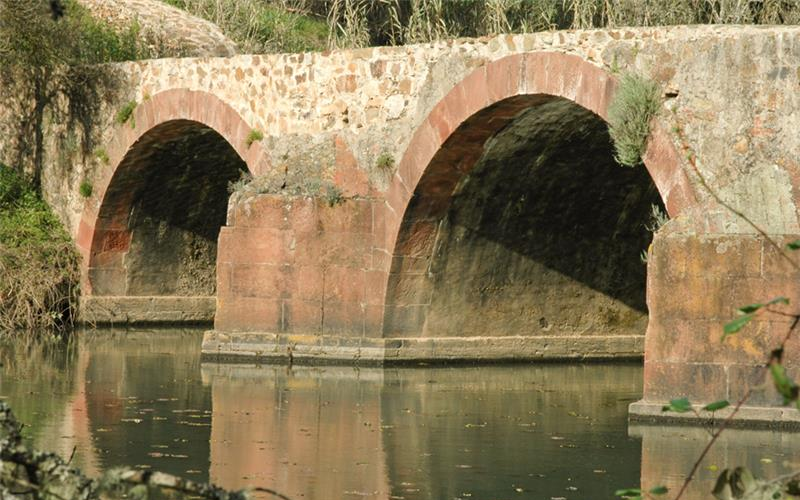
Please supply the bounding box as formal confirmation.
[246,128,264,147]
[607,72,661,167]
[116,99,137,127]
[79,179,92,197]
[375,151,394,171]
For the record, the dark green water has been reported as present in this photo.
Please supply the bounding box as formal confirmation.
[0,329,795,500]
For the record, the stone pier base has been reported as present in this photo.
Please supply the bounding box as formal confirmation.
[200,331,644,365]
[631,225,800,427]
[80,296,215,324]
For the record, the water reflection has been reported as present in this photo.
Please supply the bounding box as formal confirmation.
[633,424,800,499]
[3,329,792,500]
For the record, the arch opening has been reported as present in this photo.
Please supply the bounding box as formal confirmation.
[89,120,247,297]
[384,96,665,339]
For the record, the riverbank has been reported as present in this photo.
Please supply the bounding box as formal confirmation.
[0,166,78,335]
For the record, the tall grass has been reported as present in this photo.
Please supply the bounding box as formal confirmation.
[0,166,79,336]
[165,0,800,52]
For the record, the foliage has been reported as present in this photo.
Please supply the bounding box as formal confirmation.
[607,73,661,167]
[79,179,92,197]
[162,0,328,53]
[0,166,79,335]
[0,0,154,192]
[229,170,346,207]
[375,151,395,171]
[246,128,263,147]
[94,146,109,164]
[116,99,137,126]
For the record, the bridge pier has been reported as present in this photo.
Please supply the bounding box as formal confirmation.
[629,222,800,428]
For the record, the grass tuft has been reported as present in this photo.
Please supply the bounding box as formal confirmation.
[79,180,93,198]
[0,166,79,336]
[115,100,137,126]
[607,73,661,167]
[246,129,264,147]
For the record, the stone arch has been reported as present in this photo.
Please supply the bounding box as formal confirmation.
[76,89,269,296]
[379,52,697,341]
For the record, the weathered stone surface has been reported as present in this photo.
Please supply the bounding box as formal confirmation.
[77,0,237,56]
[80,296,215,324]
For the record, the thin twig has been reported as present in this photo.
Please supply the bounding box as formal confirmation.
[673,389,751,500]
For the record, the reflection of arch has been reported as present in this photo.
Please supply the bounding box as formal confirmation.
[76,90,269,295]
[381,52,697,338]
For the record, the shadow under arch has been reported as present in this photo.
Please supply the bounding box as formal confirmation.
[76,90,269,297]
[380,52,698,339]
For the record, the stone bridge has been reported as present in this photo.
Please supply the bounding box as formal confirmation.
[29,25,800,424]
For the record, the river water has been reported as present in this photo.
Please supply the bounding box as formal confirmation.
[0,329,796,500]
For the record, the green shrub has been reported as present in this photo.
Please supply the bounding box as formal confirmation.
[94,147,109,164]
[375,151,395,171]
[607,73,661,167]
[116,100,137,126]
[246,129,263,147]
[79,180,92,198]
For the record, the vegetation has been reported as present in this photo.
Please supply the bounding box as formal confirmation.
[0,401,294,500]
[608,73,662,167]
[0,166,79,336]
[78,179,92,197]
[115,99,137,126]
[162,0,329,53]
[162,0,800,52]
[246,128,264,147]
[375,151,395,171]
[229,171,346,207]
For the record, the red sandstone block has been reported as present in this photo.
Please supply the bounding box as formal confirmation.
[646,316,775,365]
[231,195,289,229]
[363,304,385,337]
[217,262,232,294]
[458,65,490,121]
[364,269,389,305]
[649,274,730,321]
[317,199,372,233]
[215,296,283,332]
[322,266,366,303]
[230,264,292,299]
[642,360,727,402]
[371,248,392,273]
[398,120,440,192]
[294,230,371,268]
[486,54,524,103]
[727,363,781,407]
[291,266,324,301]
[282,299,322,334]
[321,300,365,336]
[287,197,319,236]
[217,227,292,265]
[384,180,410,222]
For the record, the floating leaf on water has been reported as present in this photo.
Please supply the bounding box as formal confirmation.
[464,422,486,428]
